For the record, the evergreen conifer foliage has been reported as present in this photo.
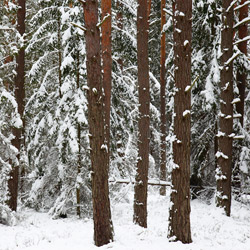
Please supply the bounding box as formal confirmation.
[191,0,221,187]
[25,0,91,217]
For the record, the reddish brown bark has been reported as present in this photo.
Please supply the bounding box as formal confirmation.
[168,0,192,243]
[236,0,248,126]
[83,0,114,246]
[159,0,166,196]
[147,0,152,21]
[101,0,112,159]
[7,0,25,212]
[76,51,81,218]
[133,0,150,228]
[216,0,234,217]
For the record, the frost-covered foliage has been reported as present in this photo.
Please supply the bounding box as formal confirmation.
[110,0,138,179]
[231,2,250,196]
[25,0,91,217]
[110,0,161,181]
[190,0,222,186]
[0,1,23,224]
[0,87,22,224]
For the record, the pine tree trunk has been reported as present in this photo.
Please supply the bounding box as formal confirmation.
[168,0,192,243]
[8,0,25,212]
[101,0,112,160]
[159,0,166,196]
[76,51,81,218]
[236,0,248,126]
[133,0,150,228]
[58,18,62,99]
[216,0,234,217]
[83,0,114,246]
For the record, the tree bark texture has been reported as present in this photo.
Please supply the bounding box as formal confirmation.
[160,0,167,196]
[133,0,150,228]
[168,0,192,243]
[83,0,114,246]
[236,0,248,127]
[76,52,81,218]
[7,0,25,212]
[101,0,112,160]
[216,0,234,217]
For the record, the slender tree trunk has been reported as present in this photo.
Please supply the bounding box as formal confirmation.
[216,0,234,217]
[83,0,114,246]
[236,0,248,126]
[159,0,166,196]
[76,51,81,218]
[168,0,192,243]
[58,18,62,99]
[76,122,81,217]
[7,0,25,212]
[101,0,112,160]
[133,0,150,228]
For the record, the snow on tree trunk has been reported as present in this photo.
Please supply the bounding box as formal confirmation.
[83,0,114,246]
[216,0,234,217]
[8,0,25,212]
[168,0,192,243]
[133,0,150,228]
[160,0,167,196]
[101,0,112,162]
[236,0,248,127]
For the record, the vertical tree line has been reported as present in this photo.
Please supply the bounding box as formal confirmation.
[133,0,150,228]
[168,0,192,243]
[83,0,113,245]
[216,0,234,217]
[7,0,25,212]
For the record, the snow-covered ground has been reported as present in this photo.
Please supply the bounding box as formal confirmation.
[1,186,250,250]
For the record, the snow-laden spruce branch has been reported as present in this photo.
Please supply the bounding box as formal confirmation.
[163,8,173,17]
[185,75,200,92]
[0,26,15,31]
[234,16,250,29]
[226,0,240,12]
[71,22,86,32]
[224,51,241,66]
[77,0,86,4]
[234,35,250,45]
[97,14,111,28]
[234,0,250,11]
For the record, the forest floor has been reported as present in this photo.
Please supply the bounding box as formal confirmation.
[1,186,250,250]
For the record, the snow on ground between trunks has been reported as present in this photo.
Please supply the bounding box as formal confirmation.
[1,188,250,250]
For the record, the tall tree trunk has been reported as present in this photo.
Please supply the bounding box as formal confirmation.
[216,0,234,217]
[159,0,166,196]
[133,0,150,228]
[168,0,192,243]
[8,0,25,212]
[236,0,248,126]
[58,18,62,99]
[83,0,114,246]
[76,51,81,218]
[101,0,112,161]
